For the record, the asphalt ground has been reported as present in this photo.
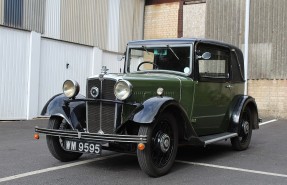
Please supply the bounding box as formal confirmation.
[0,118,286,185]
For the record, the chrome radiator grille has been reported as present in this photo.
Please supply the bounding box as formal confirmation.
[87,78,116,134]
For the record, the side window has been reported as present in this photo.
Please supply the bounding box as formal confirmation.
[197,44,230,81]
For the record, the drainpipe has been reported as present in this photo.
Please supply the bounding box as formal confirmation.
[244,0,250,95]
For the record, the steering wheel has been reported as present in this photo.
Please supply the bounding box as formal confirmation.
[137,61,158,71]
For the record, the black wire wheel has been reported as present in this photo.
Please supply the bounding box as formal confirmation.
[137,112,178,177]
[231,106,253,151]
[46,117,82,162]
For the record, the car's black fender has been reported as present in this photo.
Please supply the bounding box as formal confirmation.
[41,93,86,130]
[130,96,197,141]
[228,95,259,133]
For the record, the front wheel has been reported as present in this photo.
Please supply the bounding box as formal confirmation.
[231,106,253,151]
[137,112,178,177]
[46,117,83,162]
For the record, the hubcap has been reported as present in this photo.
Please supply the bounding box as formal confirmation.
[242,121,249,135]
[159,133,170,153]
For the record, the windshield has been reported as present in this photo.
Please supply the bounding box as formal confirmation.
[126,45,192,75]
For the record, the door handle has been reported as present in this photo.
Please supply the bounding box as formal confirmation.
[225,84,233,88]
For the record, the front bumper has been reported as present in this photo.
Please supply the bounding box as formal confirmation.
[35,127,147,143]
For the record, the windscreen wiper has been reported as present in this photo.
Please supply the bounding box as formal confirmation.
[167,45,179,61]
[142,46,150,55]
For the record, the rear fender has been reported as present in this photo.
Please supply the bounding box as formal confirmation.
[41,93,86,130]
[228,95,259,133]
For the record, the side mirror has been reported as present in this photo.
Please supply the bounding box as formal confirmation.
[196,51,212,60]
[202,52,211,60]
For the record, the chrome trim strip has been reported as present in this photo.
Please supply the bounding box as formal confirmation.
[204,133,238,145]
[193,114,226,119]
[87,74,123,81]
[35,127,147,143]
[99,79,103,134]
[114,103,118,132]
[175,76,182,102]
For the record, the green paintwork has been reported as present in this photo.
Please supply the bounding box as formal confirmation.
[116,73,195,124]
[119,72,244,136]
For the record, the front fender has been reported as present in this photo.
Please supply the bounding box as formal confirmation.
[228,95,259,133]
[132,96,173,124]
[131,96,197,140]
[41,93,86,130]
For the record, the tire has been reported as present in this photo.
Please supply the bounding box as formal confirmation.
[46,117,82,162]
[231,106,253,151]
[137,112,178,177]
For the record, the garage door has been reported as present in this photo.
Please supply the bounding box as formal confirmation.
[38,38,93,115]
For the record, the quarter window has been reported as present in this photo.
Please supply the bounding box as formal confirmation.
[197,45,230,81]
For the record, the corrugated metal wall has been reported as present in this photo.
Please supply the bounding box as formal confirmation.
[118,0,145,52]
[94,0,109,49]
[107,0,120,52]
[43,0,60,39]
[61,0,97,46]
[205,0,245,49]
[248,0,287,79]
[1,0,144,53]
[23,0,45,33]
[205,0,287,80]
[1,0,45,32]
[0,0,3,24]
[59,0,144,52]
[0,27,30,119]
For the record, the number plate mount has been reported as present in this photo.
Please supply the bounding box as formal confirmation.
[63,139,102,155]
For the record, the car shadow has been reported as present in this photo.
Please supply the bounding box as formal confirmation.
[84,141,235,176]
[176,141,234,162]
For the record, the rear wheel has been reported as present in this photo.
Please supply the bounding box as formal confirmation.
[137,112,178,177]
[46,117,82,162]
[231,106,253,151]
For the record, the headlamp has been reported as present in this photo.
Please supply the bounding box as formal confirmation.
[114,80,132,100]
[63,80,80,98]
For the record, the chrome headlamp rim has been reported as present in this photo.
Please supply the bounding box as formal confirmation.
[114,80,133,101]
[62,80,80,98]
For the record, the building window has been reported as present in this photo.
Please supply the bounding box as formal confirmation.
[4,0,23,27]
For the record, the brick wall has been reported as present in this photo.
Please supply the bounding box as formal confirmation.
[248,80,287,119]
[144,2,180,39]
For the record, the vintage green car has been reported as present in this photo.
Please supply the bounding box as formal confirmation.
[35,38,259,177]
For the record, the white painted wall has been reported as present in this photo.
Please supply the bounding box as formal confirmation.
[0,26,121,119]
[27,31,41,119]
[102,51,125,74]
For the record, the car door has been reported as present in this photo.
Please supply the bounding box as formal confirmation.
[192,43,232,136]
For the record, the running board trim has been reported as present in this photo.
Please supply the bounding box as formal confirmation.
[202,133,238,146]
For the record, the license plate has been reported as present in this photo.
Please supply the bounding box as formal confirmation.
[64,139,102,155]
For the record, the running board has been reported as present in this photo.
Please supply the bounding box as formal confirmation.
[199,132,238,146]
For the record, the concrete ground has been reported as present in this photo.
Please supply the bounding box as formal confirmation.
[0,118,286,185]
